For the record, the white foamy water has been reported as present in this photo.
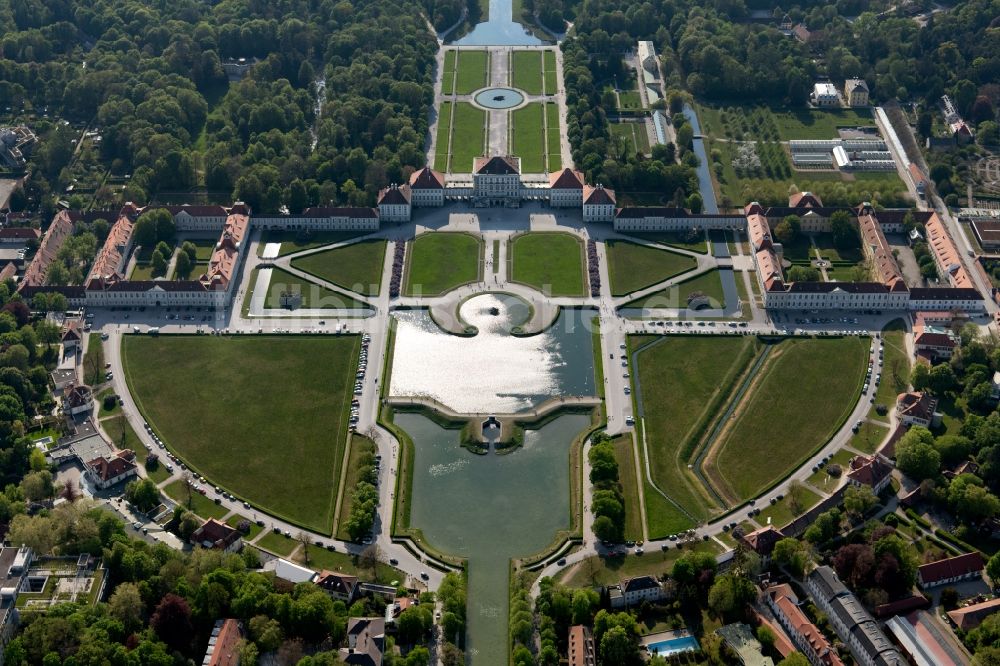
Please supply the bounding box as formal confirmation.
[390,294,577,413]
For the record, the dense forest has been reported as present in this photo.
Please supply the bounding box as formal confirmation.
[0,0,437,213]
[558,0,1000,201]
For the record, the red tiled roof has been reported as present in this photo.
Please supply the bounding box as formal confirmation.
[409,166,445,189]
[163,204,229,218]
[583,185,615,205]
[377,185,411,205]
[86,451,137,481]
[789,191,823,208]
[474,155,520,175]
[207,619,242,666]
[766,584,843,666]
[191,518,242,550]
[20,210,74,288]
[858,207,906,291]
[87,211,135,282]
[846,454,892,487]
[0,227,39,240]
[740,525,785,556]
[926,213,974,289]
[549,168,584,189]
[897,392,938,423]
[918,552,984,585]
[316,570,358,596]
[948,598,1000,631]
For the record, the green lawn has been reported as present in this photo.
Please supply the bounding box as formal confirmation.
[256,531,299,557]
[543,50,557,94]
[226,513,263,540]
[610,434,643,543]
[455,49,488,95]
[617,91,643,110]
[626,232,708,254]
[405,232,481,296]
[451,102,486,174]
[806,448,856,492]
[291,240,386,296]
[335,434,378,541]
[164,479,231,520]
[559,540,720,588]
[756,483,822,528]
[632,335,759,522]
[130,262,167,281]
[441,50,457,95]
[850,420,889,454]
[643,484,695,538]
[869,319,909,418]
[545,103,561,171]
[83,333,105,386]
[264,268,368,310]
[708,336,868,503]
[627,269,726,309]
[103,415,171,484]
[188,239,217,261]
[296,546,404,584]
[697,103,875,141]
[609,122,650,156]
[259,230,371,257]
[122,335,361,532]
[434,100,453,172]
[510,232,583,296]
[511,51,542,95]
[96,388,120,417]
[511,103,545,173]
[606,240,696,296]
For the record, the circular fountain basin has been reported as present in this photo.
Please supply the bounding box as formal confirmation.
[473,87,526,110]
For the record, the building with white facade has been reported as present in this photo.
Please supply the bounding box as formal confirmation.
[409,167,447,206]
[377,184,412,222]
[812,83,840,106]
[844,79,869,107]
[549,169,585,207]
[473,156,522,207]
[637,41,658,76]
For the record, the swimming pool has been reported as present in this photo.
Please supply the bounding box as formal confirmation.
[645,634,700,656]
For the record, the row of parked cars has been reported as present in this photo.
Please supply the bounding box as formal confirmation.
[351,334,371,425]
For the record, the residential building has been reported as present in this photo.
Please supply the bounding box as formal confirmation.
[87,207,138,282]
[548,169,585,207]
[473,156,522,207]
[764,584,843,666]
[609,575,664,608]
[917,552,984,588]
[340,617,385,666]
[0,227,39,244]
[812,83,840,106]
[738,525,785,564]
[84,449,137,490]
[857,204,906,292]
[377,184,412,222]
[913,319,960,360]
[408,166,446,206]
[264,558,317,584]
[0,126,35,169]
[583,186,617,223]
[637,41,658,76]
[164,204,229,231]
[316,570,359,603]
[947,598,1000,631]
[806,566,906,666]
[63,385,94,417]
[61,320,82,352]
[896,392,940,428]
[846,454,893,494]
[925,214,974,289]
[844,79,869,107]
[203,619,243,666]
[20,209,74,288]
[971,219,1000,250]
[0,546,32,660]
[190,518,243,553]
[715,623,774,666]
[568,625,596,666]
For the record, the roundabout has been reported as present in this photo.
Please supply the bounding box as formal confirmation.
[472,86,527,110]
